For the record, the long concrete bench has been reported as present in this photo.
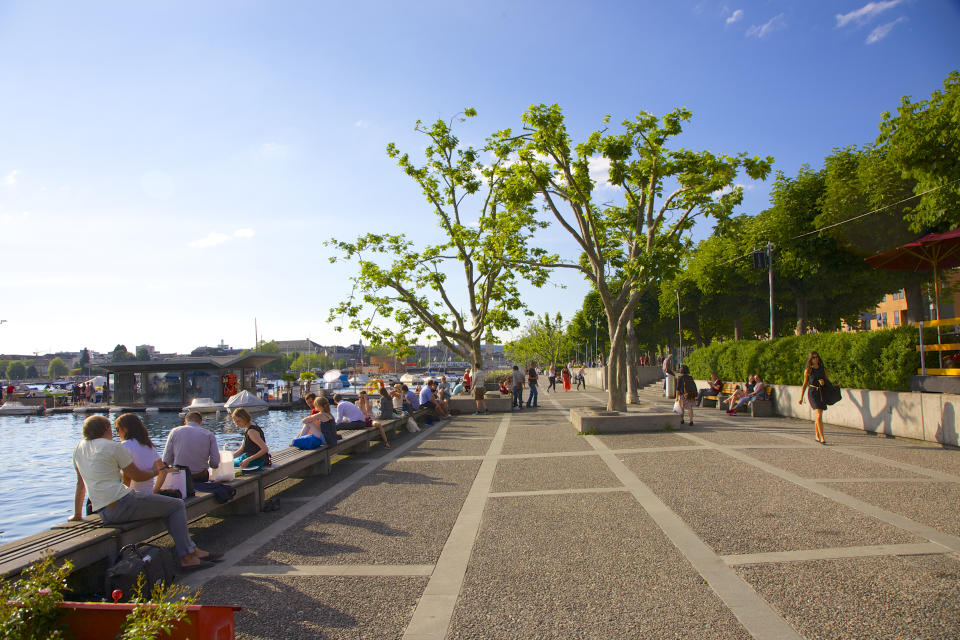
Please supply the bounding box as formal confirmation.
[0,415,414,580]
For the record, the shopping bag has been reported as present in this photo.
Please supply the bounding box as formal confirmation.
[672,400,683,415]
[159,469,186,499]
[406,415,421,433]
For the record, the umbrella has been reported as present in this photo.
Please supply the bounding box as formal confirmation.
[865,228,960,321]
[322,369,342,383]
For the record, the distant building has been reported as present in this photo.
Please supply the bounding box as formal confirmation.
[275,339,323,356]
[190,340,243,357]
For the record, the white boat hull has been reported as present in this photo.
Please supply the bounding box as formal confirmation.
[0,402,39,416]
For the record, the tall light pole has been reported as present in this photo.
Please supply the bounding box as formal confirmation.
[767,241,775,340]
[676,290,683,366]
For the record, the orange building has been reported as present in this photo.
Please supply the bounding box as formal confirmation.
[868,269,960,330]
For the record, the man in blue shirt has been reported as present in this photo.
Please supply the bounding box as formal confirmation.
[404,384,420,411]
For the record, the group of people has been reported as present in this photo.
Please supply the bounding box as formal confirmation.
[545,363,585,392]
[672,367,770,425]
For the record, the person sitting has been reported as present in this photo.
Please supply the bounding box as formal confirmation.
[70,415,219,571]
[391,384,406,414]
[697,373,723,407]
[231,408,270,471]
[116,413,170,494]
[296,396,338,448]
[332,393,368,430]
[356,390,372,417]
[404,385,420,411]
[728,375,768,415]
[463,368,472,392]
[162,411,220,483]
[419,380,440,421]
[498,378,510,395]
[722,375,754,410]
[303,392,317,413]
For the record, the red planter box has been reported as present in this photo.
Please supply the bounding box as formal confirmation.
[59,601,242,639]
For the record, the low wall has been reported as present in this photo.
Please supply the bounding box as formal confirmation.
[695,379,960,447]
[580,366,662,391]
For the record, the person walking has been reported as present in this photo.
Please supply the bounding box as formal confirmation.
[547,364,557,393]
[525,362,539,408]
[675,365,696,426]
[561,365,572,391]
[799,351,829,444]
[662,353,674,392]
[575,365,586,390]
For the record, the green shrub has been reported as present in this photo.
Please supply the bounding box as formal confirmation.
[685,326,920,391]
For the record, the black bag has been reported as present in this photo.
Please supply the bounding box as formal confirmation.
[821,382,842,406]
[105,543,177,601]
[683,376,698,400]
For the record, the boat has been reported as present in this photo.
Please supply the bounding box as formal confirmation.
[348,373,371,386]
[0,401,41,416]
[223,390,269,414]
[180,397,224,414]
[399,373,423,385]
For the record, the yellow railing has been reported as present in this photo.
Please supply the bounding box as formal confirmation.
[917,317,960,376]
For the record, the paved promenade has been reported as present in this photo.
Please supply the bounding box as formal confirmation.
[181,385,960,639]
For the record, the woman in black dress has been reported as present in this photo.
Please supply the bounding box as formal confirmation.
[798,351,829,444]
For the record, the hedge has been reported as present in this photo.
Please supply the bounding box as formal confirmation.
[684,326,921,392]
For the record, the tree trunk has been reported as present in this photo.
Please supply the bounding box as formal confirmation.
[626,321,639,405]
[606,340,627,412]
[905,282,925,323]
[795,295,808,336]
[733,318,742,341]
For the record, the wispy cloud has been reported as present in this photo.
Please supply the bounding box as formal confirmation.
[187,232,229,249]
[836,1,903,28]
[726,9,743,25]
[866,16,906,43]
[5,170,20,186]
[746,13,786,38]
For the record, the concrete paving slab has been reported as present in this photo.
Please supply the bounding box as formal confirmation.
[404,436,493,458]
[685,426,798,446]
[823,480,960,536]
[621,449,922,555]
[735,555,960,640]
[246,460,480,566]
[849,444,960,477]
[593,431,694,450]
[500,421,593,455]
[490,455,621,493]
[447,492,752,640]
[200,574,428,640]
[745,447,925,480]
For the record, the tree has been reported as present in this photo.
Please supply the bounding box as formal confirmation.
[505,313,574,367]
[78,348,90,375]
[877,71,960,231]
[289,353,323,373]
[111,345,135,362]
[245,340,290,375]
[6,361,25,380]
[48,357,68,379]
[135,347,151,361]
[514,105,772,410]
[25,364,38,378]
[327,110,551,370]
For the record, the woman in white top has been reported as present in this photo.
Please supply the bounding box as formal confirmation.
[356,390,372,417]
[115,413,168,493]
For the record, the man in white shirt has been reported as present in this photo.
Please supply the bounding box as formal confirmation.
[70,415,219,570]
[510,365,525,411]
[332,393,367,429]
[162,412,220,482]
[472,368,488,414]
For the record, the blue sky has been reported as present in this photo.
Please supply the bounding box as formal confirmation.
[1,0,958,356]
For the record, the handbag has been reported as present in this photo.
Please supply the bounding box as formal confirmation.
[821,382,842,406]
[159,469,187,499]
[105,543,177,601]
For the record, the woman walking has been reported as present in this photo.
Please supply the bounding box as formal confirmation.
[561,365,572,391]
[799,351,829,444]
[547,364,557,393]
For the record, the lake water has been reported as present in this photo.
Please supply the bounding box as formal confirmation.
[0,409,313,545]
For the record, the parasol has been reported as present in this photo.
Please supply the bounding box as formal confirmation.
[865,228,960,321]
[322,369,342,383]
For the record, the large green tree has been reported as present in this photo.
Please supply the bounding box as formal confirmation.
[327,110,551,370]
[505,312,574,367]
[514,105,772,410]
[6,361,25,380]
[877,71,960,231]
[78,348,90,375]
[47,357,68,379]
[111,344,135,362]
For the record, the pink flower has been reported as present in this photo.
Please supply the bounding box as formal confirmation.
[38,588,51,595]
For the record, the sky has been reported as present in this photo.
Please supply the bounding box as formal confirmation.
[1,0,958,356]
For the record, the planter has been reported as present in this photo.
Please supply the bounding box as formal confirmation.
[59,602,241,639]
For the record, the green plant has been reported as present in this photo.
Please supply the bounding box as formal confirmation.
[117,575,196,640]
[0,555,73,640]
[299,371,318,381]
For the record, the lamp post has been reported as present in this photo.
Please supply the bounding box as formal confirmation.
[676,290,683,366]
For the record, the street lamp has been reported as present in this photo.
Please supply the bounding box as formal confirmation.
[676,290,683,366]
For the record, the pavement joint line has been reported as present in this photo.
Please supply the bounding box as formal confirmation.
[224,564,436,577]
[720,542,949,566]
[178,420,453,590]
[545,398,803,640]
[402,413,510,640]
[814,477,957,484]
[396,445,709,464]
[488,487,630,498]
[675,432,960,553]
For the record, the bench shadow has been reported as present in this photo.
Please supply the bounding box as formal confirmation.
[219,575,358,639]
[361,467,456,487]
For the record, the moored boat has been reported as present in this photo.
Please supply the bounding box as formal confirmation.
[180,397,224,414]
[0,401,42,416]
[223,390,269,414]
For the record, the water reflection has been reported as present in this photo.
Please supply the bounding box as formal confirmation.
[0,409,310,544]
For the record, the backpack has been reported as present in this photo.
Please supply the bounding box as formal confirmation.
[105,543,177,601]
[683,376,698,400]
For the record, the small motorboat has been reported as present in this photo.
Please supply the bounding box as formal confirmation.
[399,373,423,385]
[0,401,41,416]
[223,390,269,414]
[181,397,225,414]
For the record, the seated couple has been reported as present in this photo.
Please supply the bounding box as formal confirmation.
[296,392,393,450]
[724,374,768,414]
[71,415,222,571]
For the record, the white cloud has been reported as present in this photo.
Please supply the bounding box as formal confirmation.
[836,1,903,28]
[187,232,229,249]
[5,170,20,186]
[746,13,786,38]
[589,156,621,190]
[866,16,906,43]
[233,228,255,238]
[726,9,743,25]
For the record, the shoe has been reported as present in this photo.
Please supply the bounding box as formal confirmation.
[482,410,489,414]
[179,561,214,572]
[473,411,481,415]
[198,552,224,562]
[680,420,685,424]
